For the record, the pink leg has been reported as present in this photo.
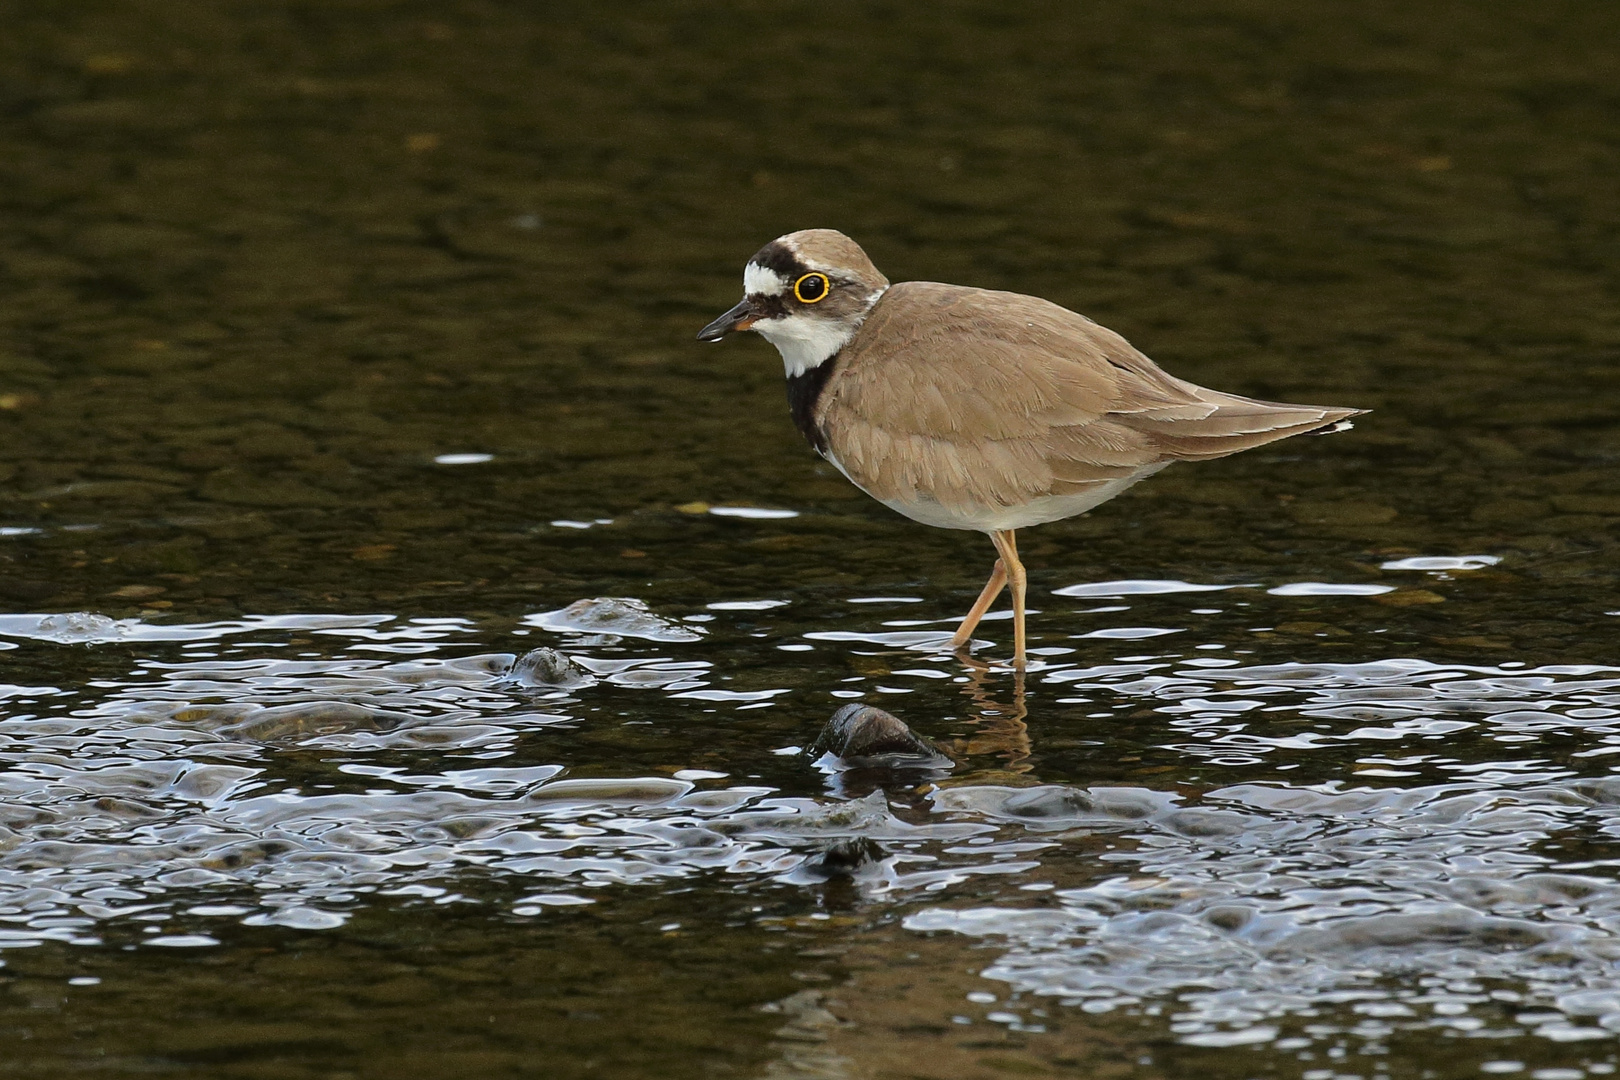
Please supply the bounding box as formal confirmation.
[949,557,1008,650]
[989,529,1027,668]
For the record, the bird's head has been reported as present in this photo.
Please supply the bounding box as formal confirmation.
[697,229,889,377]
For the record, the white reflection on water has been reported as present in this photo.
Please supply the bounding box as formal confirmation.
[904,656,1620,1050]
[1053,579,1253,598]
[1381,555,1503,571]
[0,609,1004,951]
[915,774,1620,1045]
[707,506,799,519]
[2,600,1620,1060]
[1267,582,1397,596]
[0,612,399,644]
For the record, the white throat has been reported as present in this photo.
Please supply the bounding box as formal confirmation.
[755,314,856,378]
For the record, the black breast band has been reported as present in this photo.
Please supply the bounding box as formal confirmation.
[785,357,838,454]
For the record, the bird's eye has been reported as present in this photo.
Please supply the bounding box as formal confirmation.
[793,272,830,304]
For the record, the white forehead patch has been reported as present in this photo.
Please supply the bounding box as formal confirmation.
[743,263,788,297]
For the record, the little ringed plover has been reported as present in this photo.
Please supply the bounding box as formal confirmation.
[698,229,1365,668]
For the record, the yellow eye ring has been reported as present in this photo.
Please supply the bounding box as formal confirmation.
[793,272,831,304]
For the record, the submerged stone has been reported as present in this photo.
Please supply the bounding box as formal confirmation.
[220,701,414,742]
[932,784,1177,828]
[786,789,896,834]
[1000,786,1096,819]
[504,647,595,690]
[1280,910,1553,953]
[801,837,886,879]
[526,597,704,642]
[809,704,953,769]
[35,612,127,644]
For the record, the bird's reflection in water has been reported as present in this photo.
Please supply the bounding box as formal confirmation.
[940,651,1032,782]
[808,649,1034,799]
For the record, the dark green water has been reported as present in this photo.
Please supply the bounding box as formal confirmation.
[1,2,1619,1076]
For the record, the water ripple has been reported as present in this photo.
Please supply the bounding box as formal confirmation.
[3,605,1620,1061]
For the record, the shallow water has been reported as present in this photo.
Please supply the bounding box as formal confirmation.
[2,1,1619,1077]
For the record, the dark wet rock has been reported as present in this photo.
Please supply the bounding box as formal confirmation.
[528,597,704,642]
[1202,904,1257,932]
[503,647,596,690]
[809,704,953,769]
[801,837,886,880]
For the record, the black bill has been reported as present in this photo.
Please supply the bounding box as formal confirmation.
[696,299,754,341]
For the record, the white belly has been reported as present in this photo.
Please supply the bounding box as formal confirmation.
[823,454,1169,533]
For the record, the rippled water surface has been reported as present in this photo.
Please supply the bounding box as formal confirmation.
[2,2,1619,1077]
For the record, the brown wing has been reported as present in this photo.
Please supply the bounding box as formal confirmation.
[817,281,1364,514]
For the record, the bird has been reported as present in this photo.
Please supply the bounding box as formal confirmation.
[697,229,1365,668]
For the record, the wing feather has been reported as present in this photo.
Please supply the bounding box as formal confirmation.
[818,282,1364,512]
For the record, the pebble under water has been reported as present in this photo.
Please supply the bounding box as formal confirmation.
[2,2,1620,1077]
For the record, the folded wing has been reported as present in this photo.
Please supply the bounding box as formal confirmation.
[818,281,1364,514]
